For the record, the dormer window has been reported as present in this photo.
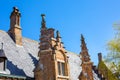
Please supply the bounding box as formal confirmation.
[56,50,69,79]
[0,43,7,71]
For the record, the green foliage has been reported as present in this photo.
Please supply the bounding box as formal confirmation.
[109,62,120,79]
[108,39,120,53]
[106,38,120,63]
[98,61,118,80]
[105,25,120,79]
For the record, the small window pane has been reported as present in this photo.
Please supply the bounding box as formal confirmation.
[61,63,65,76]
[58,62,61,75]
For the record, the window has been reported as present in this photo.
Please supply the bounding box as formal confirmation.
[57,62,65,76]
[61,63,65,76]
[58,62,61,75]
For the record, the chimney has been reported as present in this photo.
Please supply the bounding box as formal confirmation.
[8,7,22,46]
[98,53,102,62]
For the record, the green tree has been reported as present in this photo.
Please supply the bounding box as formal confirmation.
[98,61,118,80]
[105,24,120,79]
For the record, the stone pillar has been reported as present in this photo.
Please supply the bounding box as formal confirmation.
[8,7,22,46]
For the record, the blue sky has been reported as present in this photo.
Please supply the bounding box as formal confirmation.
[0,0,120,65]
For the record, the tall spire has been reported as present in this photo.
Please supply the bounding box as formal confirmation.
[41,14,46,28]
[79,34,93,80]
[39,14,54,50]
[81,34,88,52]
[80,34,90,62]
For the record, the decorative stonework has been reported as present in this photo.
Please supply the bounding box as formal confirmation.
[34,14,70,80]
[79,35,93,80]
[0,7,102,80]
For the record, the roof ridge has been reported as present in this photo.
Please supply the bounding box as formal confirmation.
[0,30,39,43]
[22,37,38,43]
[67,51,79,56]
[0,30,7,33]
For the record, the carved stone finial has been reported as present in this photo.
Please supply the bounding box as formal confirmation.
[41,14,45,22]
[56,30,61,38]
[10,6,21,17]
[41,14,46,28]
[13,7,18,10]
[13,7,20,13]
[41,14,45,17]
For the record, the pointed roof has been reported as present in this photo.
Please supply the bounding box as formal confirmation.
[80,34,90,62]
[81,34,88,51]
[81,34,84,41]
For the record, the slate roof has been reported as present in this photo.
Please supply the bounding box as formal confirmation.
[0,30,100,80]
[0,30,39,78]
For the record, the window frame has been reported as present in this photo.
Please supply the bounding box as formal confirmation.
[57,61,66,76]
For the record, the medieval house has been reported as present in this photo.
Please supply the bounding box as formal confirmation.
[0,7,108,80]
